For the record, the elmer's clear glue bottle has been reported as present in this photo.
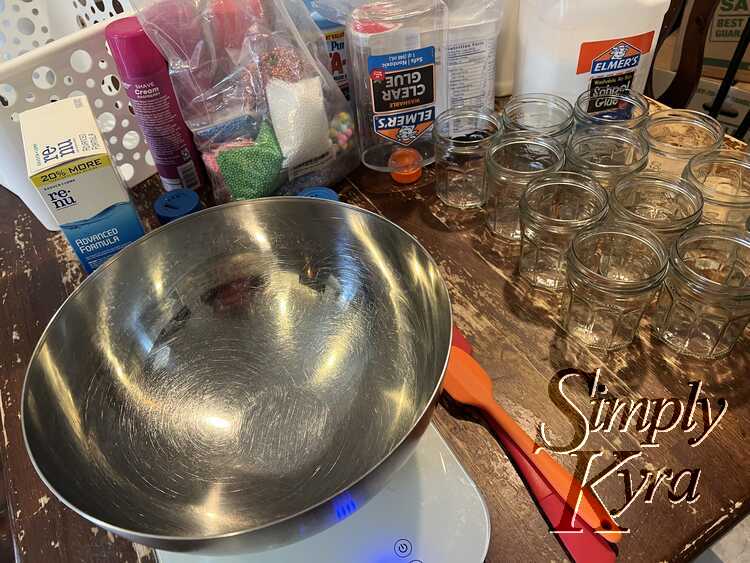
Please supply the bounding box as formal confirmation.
[513,0,670,104]
[347,0,447,173]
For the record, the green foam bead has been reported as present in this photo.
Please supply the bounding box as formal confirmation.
[217,121,283,200]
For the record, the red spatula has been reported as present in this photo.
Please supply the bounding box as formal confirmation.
[448,327,618,562]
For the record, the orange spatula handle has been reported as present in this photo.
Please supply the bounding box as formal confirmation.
[483,401,621,541]
[451,349,622,542]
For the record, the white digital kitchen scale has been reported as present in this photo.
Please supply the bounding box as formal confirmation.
[157,424,491,563]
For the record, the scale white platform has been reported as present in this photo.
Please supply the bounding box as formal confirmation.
[157,424,491,563]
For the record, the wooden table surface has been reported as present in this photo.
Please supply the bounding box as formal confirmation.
[1,140,749,562]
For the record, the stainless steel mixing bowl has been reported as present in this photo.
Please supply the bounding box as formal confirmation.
[22,198,452,553]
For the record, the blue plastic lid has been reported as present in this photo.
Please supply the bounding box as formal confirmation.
[154,189,202,225]
[298,187,340,201]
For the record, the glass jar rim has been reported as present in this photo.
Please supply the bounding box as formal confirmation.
[610,173,704,232]
[502,93,574,136]
[520,172,608,232]
[643,109,724,156]
[574,89,650,127]
[566,125,649,174]
[486,131,565,178]
[671,225,750,298]
[434,107,501,146]
[684,149,750,206]
[569,222,669,292]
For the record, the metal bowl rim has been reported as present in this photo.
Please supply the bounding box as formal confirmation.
[21,196,453,544]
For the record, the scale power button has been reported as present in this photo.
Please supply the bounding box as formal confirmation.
[394,539,412,558]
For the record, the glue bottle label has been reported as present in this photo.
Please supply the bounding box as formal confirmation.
[368,46,436,146]
[576,31,656,111]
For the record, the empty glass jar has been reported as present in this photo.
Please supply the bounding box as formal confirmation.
[486,132,565,242]
[563,222,668,351]
[502,93,574,144]
[653,225,750,359]
[574,89,650,129]
[519,172,608,290]
[610,173,704,245]
[565,125,649,190]
[643,109,724,177]
[684,149,750,229]
[434,108,501,208]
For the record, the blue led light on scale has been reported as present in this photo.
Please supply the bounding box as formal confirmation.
[156,424,490,563]
[333,492,359,522]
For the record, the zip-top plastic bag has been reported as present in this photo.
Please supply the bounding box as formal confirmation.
[132,0,358,202]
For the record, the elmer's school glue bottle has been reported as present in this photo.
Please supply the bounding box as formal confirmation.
[513,0,670,104]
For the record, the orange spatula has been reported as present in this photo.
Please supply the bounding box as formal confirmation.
[445,346,622,543]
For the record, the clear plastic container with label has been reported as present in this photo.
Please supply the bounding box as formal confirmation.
[444,0,500,110]
[514,0,670,104]
[346,0,448,171]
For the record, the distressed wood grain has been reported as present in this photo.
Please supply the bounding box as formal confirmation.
[0,184,160,563]
[0,114,747,563]
[343,151,750,562]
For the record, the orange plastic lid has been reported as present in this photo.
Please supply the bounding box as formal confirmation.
[388,148,423,184]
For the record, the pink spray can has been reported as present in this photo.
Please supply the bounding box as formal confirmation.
[106,16,206,192]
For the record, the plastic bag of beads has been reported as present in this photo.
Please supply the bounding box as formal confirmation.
[132,0,358,202]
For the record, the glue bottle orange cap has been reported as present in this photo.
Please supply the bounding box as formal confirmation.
[388,148,423,184]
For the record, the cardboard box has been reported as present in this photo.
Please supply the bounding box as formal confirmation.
[20,96,144,272]
[673,0,750,82]
[652,67,750,140]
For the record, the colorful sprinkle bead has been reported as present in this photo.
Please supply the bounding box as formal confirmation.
[259,47,305,83]
[329,111,355,151]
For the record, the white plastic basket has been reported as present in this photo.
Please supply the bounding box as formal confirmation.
[0,2,156,231]
[0,0,132,61]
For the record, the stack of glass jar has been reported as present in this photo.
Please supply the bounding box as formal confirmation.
[433,89,750,359]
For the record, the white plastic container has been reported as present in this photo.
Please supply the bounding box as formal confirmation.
[513,0,670,104]
[0,1,140,231]
[494,0,517,96]
[444,0,500,109]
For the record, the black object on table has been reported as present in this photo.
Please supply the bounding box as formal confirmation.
[706,13,750,138]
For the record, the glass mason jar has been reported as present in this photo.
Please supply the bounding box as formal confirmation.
[434,108,501,208]
[684,149,750,229]
[643,109,724,177]
[519,172,608,290]
[563,222,669,351]
[565,125,649,190]
[574,89,650,129]
[609,173,704,246]
[653,225,750,359]
[502,93,574,144]
[486,132,565,242]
